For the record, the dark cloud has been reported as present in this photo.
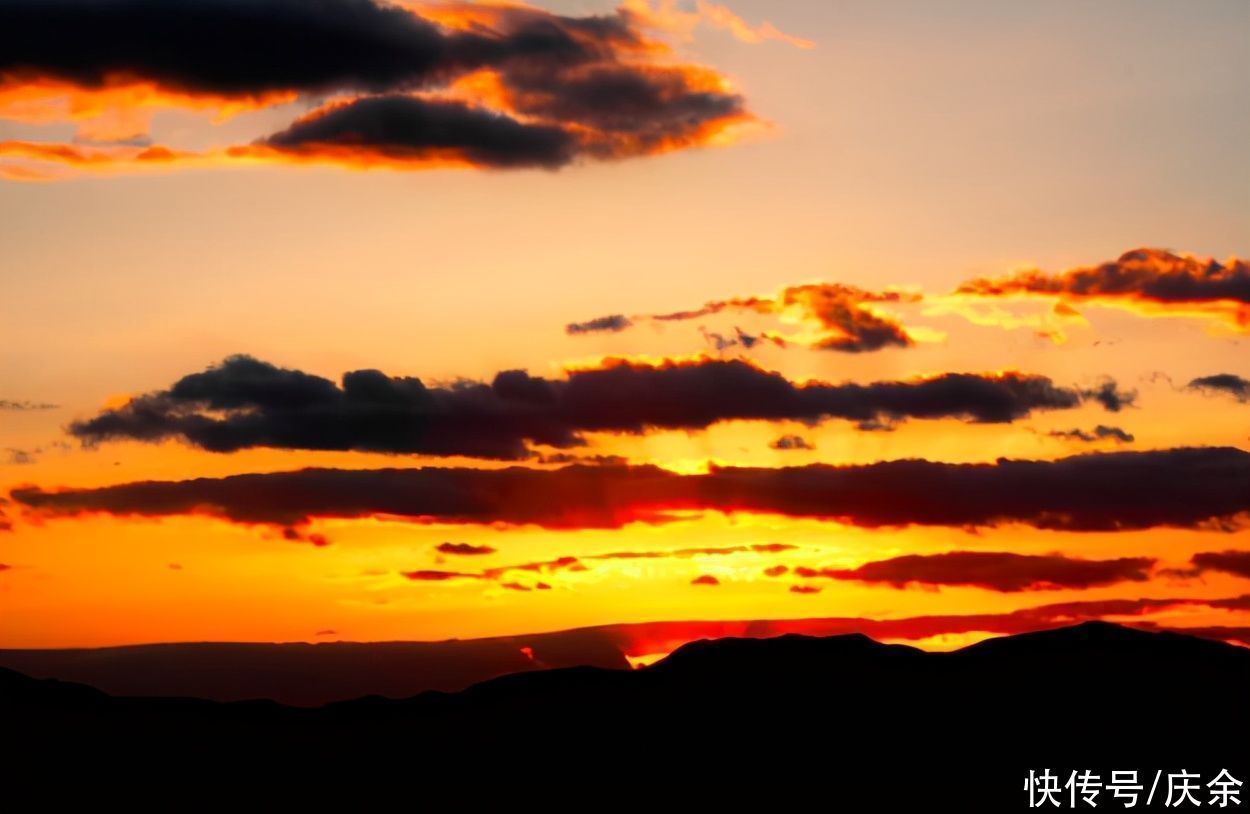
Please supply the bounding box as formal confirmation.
[252,60,740,167]
[535,453,630,466]
[1046,425,1134,444]
[0,400,57,411]
[67,355,1137,459]
[262,95,577,169]
[1210,595,1250,611]
[955,249,1250,333]
[281,527,329,547]
[1189,550,1250,579]
[569,283,919,353]
[958,248,1250,305]
[789,584,820,594]
[699,326,779,353]
[592,543,796,560]
[0,0,748,173]
[437,542,496,556]
[13,446,1250,533]
[797,551,1155,592]
[0,0,637,99]
[565,314,633,335]
[1081,379,1136,412]
[3,448,38,465]
[769,434,814,451]
[1187,374,1250,403]
[402,569,481,582]
[496,61,746,158]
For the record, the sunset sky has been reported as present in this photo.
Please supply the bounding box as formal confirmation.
[1,0,1248,657]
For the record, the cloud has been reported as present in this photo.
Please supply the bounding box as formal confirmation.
[0,0,757,178]
[795,551,1156,592]
[622,0,814,49]
[769,434,814,451]
[568,283,921,353]
[259,95,578,169]
[592,543,796,560]
[402,555,580,590]
[482,555,583,579]
[1188,550,1250,580]
[1046,425,1134,444]
[437,542,497,556]
[13,446,1250,533]
[1187,374,1250,403]
[0,399,57,411]
[535,452,630,466]
[1210,595,1250,611]
[699,325,778,353]
[0,0,449,98]
[955,248,1250,333]
[66,355,1135,459]
[401,569,481,582]
[404,543,794,591]
[566,314,634,335]
[281,527,329,547]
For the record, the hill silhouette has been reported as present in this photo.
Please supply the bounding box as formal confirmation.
[4,622,1247,806]
[0,628,632,705]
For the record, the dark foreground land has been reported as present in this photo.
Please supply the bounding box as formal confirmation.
[4,622,1247,808]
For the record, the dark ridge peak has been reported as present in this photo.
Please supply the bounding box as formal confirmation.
[649,630,924,674]
[955,619,1234,657]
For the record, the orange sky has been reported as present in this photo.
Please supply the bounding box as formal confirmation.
[1,0,1248,650]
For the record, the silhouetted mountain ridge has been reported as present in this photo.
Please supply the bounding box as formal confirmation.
[4,623,1246,806]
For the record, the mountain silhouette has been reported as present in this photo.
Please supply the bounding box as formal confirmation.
[4,622,1246,807]
[0,628,632,705]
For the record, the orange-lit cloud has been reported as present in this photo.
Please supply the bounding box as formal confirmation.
[793,551,1156,592]
[621,0,814,49]
[0,139,201,179]
[569,282,926,353]
[12,446,1250,533]
[402,543,795,589]
[954,249,1250,334]
[1187,550,1250,580]
[0,77,293,139]
[0,1,760,180]
[437,542,497,556]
